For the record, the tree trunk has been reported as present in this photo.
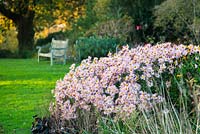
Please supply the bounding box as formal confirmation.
[16,12,35,58]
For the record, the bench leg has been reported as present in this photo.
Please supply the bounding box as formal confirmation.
[63,55,66,65]
[38,55,40,62]
[51,57,53,66]
[63,59,66,65]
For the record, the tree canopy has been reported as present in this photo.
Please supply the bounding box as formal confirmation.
[0,0,85,57]
[0,0,200,58]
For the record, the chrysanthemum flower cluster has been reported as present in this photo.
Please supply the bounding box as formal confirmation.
[51,43,200,121]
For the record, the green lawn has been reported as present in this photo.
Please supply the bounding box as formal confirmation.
[0,59,71,133]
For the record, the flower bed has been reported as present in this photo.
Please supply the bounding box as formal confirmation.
[51,43,200,122]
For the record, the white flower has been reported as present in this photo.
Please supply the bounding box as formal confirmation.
[165,81,171,88]
[194,64,198,68]
[162,109,169,114]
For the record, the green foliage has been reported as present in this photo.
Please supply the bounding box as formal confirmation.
[31,116,50,134]
[0,59,70,133]
[108,0,164,43]
[0,49,17,58]
[0,29,18,58]
[93,0,112,21]
[79,0,135,45]
[75,36,119,60]
[98,114,139,134]
[154,0,200,44]
[0,29,18,52]
[172,53,200,110]
[75,0,98,31]
[110,0,163,23]
[85,16,133,44]
[68,0,98,50]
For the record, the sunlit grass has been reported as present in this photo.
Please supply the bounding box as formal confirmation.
[0,59,71,133]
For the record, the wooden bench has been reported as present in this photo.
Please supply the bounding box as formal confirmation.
[36,38,69,65]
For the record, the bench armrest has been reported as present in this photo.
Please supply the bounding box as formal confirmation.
[36,43,51,53]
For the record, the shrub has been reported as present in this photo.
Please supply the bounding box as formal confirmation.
[50,43,200,132]
[75,36,120,60]
[85,16,133,43]
[153,0,200,44]
[0,29,18,54]
[0,49,18,58]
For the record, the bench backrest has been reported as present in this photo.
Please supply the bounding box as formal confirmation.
[51,38,69,57]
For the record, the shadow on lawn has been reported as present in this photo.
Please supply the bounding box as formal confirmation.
[0,124,4,134]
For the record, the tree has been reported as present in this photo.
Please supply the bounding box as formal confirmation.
[0,0,85,57]
[154,0,200,44]
[0,0,36,57]
[82,0,133,44]
[76,0,98,31]
[109,0,165,43]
